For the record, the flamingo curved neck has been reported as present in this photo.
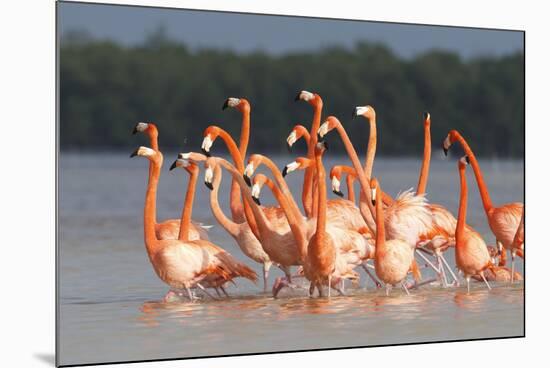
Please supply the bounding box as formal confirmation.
[332,122,377,232]
[264,178,308,260]
[209,165,240,238]
[217,159,271,238]
[256,155,304,221]
[453,133,494,215]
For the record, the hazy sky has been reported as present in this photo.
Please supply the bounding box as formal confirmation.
[58,2,524,59]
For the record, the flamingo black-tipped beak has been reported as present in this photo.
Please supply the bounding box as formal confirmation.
[286,143,292,153]
[423,111,429,120]
[317,133,323,142]
[332,189,344,197]
[465,155,470,164]
[132,127,138,135]
[169,160,178,171]
[352,108,357,119]
[201,148,212,157]
[442,143,448,157]
[371,199,376,206]
[222,100,229,110]
[321,140,329,151]
[204,181,213,190]
[282,166,289,178]
[252,196,261,206]
[243,174,252,187]
[130,149,139,158]
[294,92,301,101]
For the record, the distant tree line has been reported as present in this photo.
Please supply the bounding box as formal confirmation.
[59,30,524,157]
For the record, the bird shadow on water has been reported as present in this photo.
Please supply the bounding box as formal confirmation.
[34,353,55,366]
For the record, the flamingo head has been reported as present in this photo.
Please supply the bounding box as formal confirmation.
[132,121,158,135]
[442,129,460,156]
[203,157,217,190]
[286,124,308,151]
[317,116,340,142]
[314,141,328,156]
[369,177,379,206]
[282,157,310,177]
[458,155,470,169]
[294,90,322,107]
[169,152,201,174]
[222,97,250,113]
[423,111,431,126]
[352,105,375,120]
[329,166,344,197]
[201,126,221,157]
[130,146,162,165]
[243,154,262,187]
[251,174,267,206]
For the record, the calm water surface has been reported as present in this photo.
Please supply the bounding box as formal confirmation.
[58,153,524,366]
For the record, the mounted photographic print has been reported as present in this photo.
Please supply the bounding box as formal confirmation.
[57,1,525,366]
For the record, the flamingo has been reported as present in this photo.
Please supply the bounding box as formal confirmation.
[204,156,305,288]
[201,126,301,283]
[130,146,257,301]
[370,177,419,296]
[443,129,524,280]
[132,122,210,241]
[175,152,275,292]
[455,156,494,293]
[294,90,324,218]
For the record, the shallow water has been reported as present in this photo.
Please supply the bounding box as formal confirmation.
[58,153,524,366]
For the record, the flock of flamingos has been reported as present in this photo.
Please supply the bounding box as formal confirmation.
[130,90,524,301]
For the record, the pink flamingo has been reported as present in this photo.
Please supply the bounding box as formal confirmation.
[443,129,523,281]
[370,177,420,295]
[176,152,275,292]
[455,156,494,293]
[131,146,256,301]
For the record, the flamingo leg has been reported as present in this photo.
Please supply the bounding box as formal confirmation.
[401,281,410,295]
[466,276,471,294]
[328,274,332,298]
[479,273,492,290]
[308,282,315,297]
[361,263,382,289]
[220,285,229,297]
[385,284,391,296]
[262,262,271,292]
[214,288,222,297]
[408,277,437,289]
[510,250,516,284]
[415,249,441,275]
[184,286,196,301]
[439,254,459,286]
[196,283,218,300]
